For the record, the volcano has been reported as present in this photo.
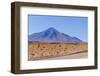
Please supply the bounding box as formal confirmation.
[28,27,83,44]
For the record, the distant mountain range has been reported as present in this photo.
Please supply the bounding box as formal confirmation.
[29,27,83,44]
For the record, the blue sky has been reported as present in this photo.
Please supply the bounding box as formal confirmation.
[28,15,88,42]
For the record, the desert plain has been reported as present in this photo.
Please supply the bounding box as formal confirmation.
[28,43,88,60]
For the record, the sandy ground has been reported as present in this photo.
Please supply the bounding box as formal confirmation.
[28,43,88,60]
[29,51,88,61]
[48,52,88,60]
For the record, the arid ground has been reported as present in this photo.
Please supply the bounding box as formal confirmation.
[28,43,88,60]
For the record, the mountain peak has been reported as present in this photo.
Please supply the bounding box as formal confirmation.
[29,27,83,44]
[47,27,57,31]
[45,27,60,33]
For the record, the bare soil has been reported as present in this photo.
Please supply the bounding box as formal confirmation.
[28,43,88,60]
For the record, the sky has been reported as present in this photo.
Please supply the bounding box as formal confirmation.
[28,15,88,42]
